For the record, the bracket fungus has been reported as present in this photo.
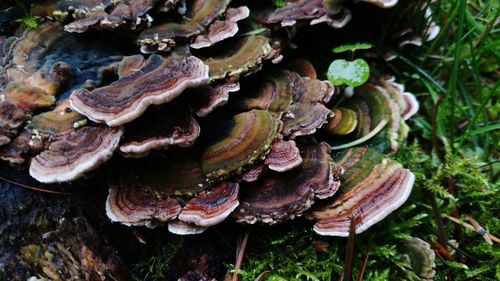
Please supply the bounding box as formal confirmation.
[201,109,281,180]
[178,181,240,227]
[190,6,250,49]
[238,70,335,139]
[29,126,123,183]
[264,140,302,172]
[69,54,209,126]
[106,155,239,232]
[308,147,414,236]
[0,1,418,241]
[138,0,231,53]
[235,142,342,224]
[58,0,170,32]
[106,155,206,227]
[119,105,200,157]
[193,82,240,117]
[205,35,282,82]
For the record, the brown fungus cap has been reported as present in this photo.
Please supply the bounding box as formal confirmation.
[69,54,209,126]
[201,109,281,180]
[205,35,281,82]
[380,76,419,121]
[237,71,294,114]
[3,23,66,81]
[178,181,239,227]
[264,140,302,172]
[119,106,200,157]
[27,100,84,138]
[61,0,167,32]
[261,0,350,28]
[106,154,206,227]
[341,84,405,152]
[324,107,358,136]
[237,69,334,138]
[234,142,341,224]
[29,126,123,183]
[138,0,231,53]
[191,6,250,49]
[281,72,335,138]
[106,185,182,228]
[194,82,240,117]
[308,147,414,236]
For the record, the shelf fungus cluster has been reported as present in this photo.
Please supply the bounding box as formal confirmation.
[0,0,418,236]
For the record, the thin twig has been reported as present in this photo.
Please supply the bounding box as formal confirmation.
[445,215,500,244]
[343,216,357,281]
[232,229,250,281]
[0,175,72,196]
[356,247,371,281]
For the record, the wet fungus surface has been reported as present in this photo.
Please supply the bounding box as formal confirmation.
[0,0,418,238]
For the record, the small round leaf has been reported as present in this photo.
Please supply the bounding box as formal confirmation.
[327,59,370,87]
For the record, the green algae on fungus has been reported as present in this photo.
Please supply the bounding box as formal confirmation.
[27,101,84,138]
[205,35,281,82]
[201,109,281,180]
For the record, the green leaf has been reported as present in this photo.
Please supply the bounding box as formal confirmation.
[445,261,469,270]
[327,59,370,87]
[332,43,373,53]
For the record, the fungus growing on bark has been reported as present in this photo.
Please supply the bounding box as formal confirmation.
[238,70,335,139]
[69,54,209,126]
[193,82,240,117]
[0,101,30,145]
[106,154,239,231]
[261,0,354,28]
[324,107,358,136]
